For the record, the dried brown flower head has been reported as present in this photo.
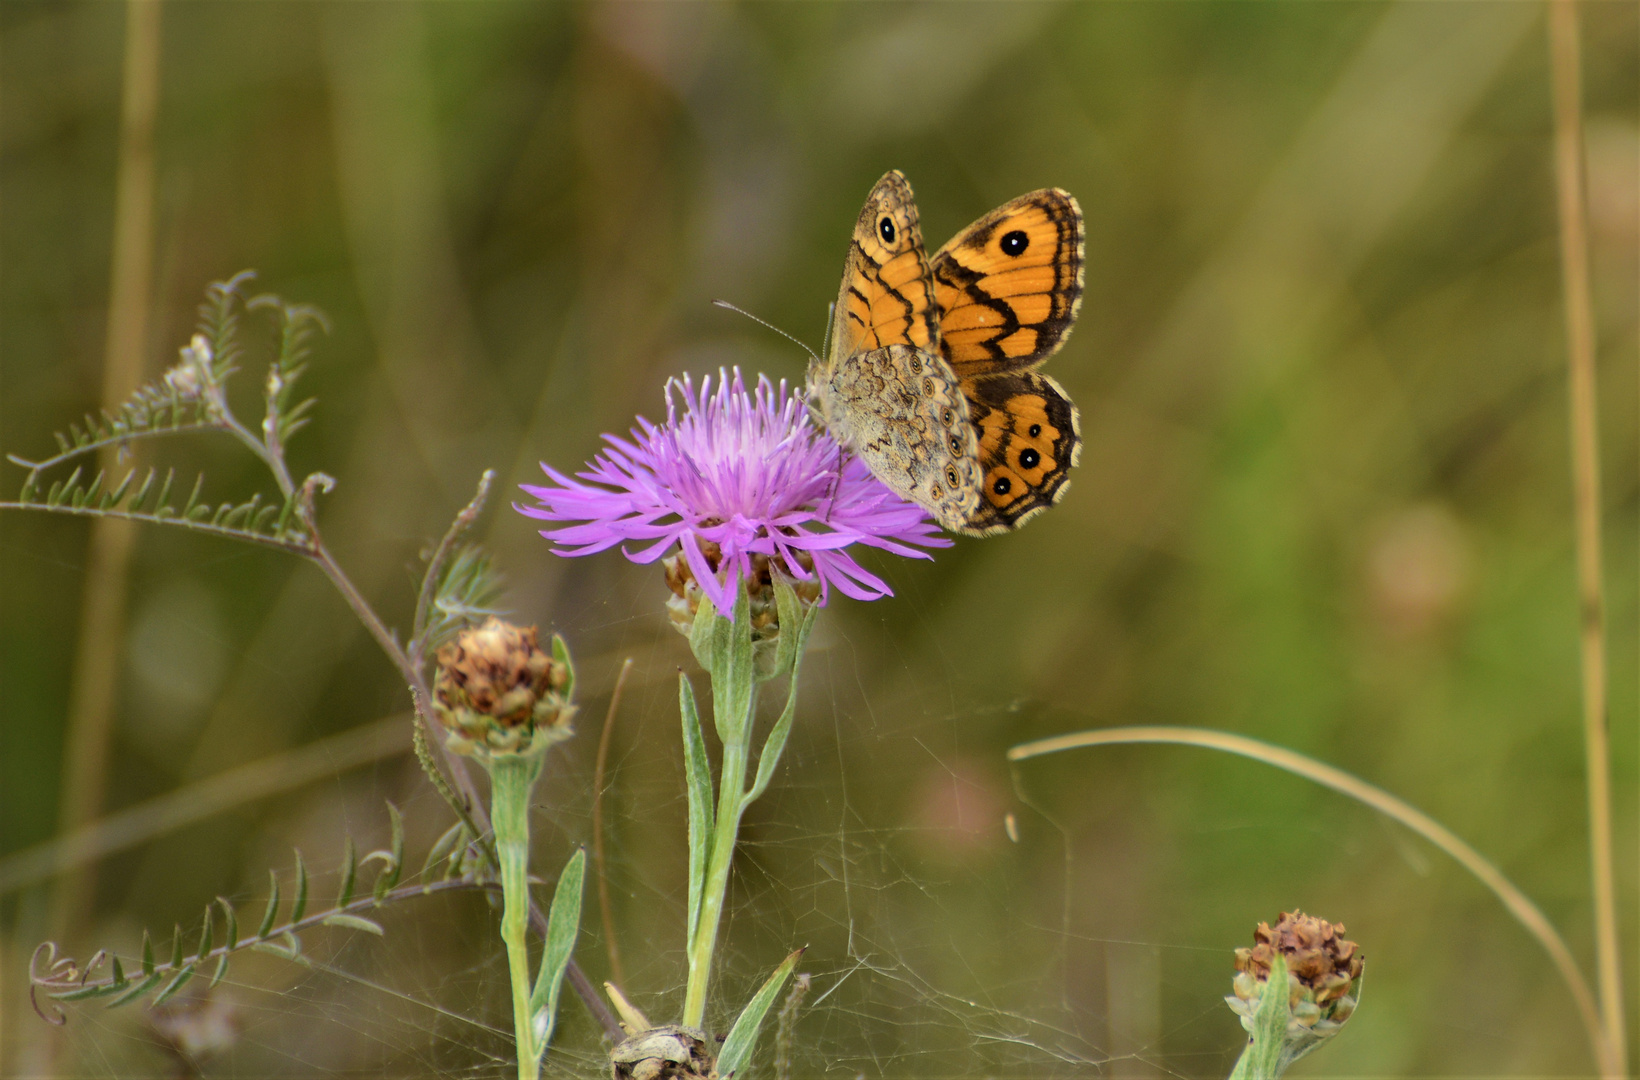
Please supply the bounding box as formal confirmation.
[432,617,575,756]
[1234,910,1362,1010]
[610,1025,716,1080]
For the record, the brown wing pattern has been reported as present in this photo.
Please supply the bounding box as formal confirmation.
[827,171,940,363]
[931,189,1083,380]
[958,371,1081,536]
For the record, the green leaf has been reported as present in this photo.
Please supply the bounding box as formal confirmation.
[551,633,575,704]
[528,848,586,1061]
[1228,954,1290,1080]
[422,821,468,881]
[367,802,405,900]
[717,948,805,1080]
[290,850,309,923]
[336,836,358,909]
[140,930,155,976]
[322,913,385,936]
[710,589,756,746]
[680,674,714,950]
[109,955,127,990]
[747,597,815,804]
[217,897,239,952]
[168,925,184,970]
[197,904,214,958]
[256,871,281,939]
[688,593,719,672]
[105,972,163,1009]
[209,954,230,990]
[150,964,196,1007]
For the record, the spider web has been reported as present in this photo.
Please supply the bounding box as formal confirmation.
[48,601,1235,1080]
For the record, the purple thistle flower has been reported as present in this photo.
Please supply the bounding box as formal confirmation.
[517,368,948,614]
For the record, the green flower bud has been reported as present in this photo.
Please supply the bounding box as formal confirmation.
[664,543,820,681]
[432,617,576,758]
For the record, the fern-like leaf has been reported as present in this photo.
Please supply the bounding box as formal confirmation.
[30,808,493,1017]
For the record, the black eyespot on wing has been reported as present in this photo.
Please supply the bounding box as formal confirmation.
[909,354,922,373]
[1000,230,1029,256]
[949,435,963,454]
[1028,423,1041,437]
[941,407,955,426]
[993,477,1012,495]
[1019,448,1041,469]
[879,216,896,244]
[946,467,960,486]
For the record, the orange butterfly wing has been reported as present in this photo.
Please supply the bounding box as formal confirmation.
[930,188,1084,534]
[930,188,1083,380]
[827,171,940,361]
[958,371,1081,535]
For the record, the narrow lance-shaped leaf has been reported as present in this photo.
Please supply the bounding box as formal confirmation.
[336,837,358,909]
[217,897,239,953]
[679,674,714,950]
[290,850,309,923]
[717,948,805,1080]
[256,870,282,940]
[528,848,586,1061]
[422,821,468,881]
[367,802,405,901]
[322,913,385,936]
[151,964,196,1008]
[748,591,817,805]
[197,904,214,959]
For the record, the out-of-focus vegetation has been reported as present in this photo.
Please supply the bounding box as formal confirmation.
[2,3,1635,1078]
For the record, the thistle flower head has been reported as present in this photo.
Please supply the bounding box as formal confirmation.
[431,617,576,758]
[1228,910,1362,1069]
[516,369,948,618]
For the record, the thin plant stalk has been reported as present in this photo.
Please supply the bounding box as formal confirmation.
[1009,726,1618,1076]
[594,658,635,990]
[0,714,410,895]
[51,0,162,949]
[1546,3,1625,1074]
[684,698,756,1028]
[490,754,548,1080]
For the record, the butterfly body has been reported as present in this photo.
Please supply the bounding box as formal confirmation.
[810,170,1084,535]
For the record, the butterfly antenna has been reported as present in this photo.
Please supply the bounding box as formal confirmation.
[712,299,820,365]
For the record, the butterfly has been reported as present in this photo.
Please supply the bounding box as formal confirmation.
[808,170,1083,535]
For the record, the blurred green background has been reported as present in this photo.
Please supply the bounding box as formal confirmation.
[2,2,1637,1077]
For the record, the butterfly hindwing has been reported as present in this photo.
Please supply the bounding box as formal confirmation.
[828,171,940,362]
[931,188,1083,380]
[958,370,1081,536]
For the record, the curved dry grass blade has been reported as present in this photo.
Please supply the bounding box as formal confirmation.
[1009,725,1609,1073]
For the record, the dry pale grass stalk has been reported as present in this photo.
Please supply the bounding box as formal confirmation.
[1547,1,1625,1074]
[593,657,636,990]
[51,0,163,948]
[0,714,412,896]
[1009,725,1616,1075]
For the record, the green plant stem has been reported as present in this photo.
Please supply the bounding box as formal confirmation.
[684,712,754,1029]
[490,753,546,1080]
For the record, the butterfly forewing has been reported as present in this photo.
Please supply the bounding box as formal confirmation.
[931,189,1084,380]
[827,171,940,363]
